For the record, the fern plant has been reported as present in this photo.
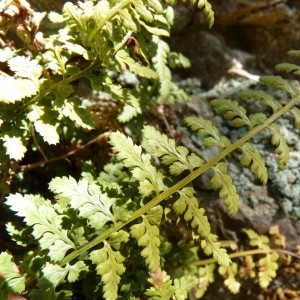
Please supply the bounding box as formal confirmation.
[1,0,300,299]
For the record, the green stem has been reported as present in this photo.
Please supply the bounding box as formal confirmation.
[60,94,300,266]
[194,247,300,266]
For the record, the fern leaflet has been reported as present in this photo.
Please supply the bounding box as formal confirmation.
[109,131,166,197]
[130,206,162,271]
[6,194,75,262]
[49,176,117,230]
[143,125,204,175]
[210,162,239,216]
[239,143,268,184]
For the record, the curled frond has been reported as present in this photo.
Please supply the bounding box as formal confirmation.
[185,117,231,149]
[109,131,166,197]
[143,125,204,175]
[210,162,239,216]
[239,143,268,184]
[211,99,251,128]
[268,123,290,170]
[240,90,283,113]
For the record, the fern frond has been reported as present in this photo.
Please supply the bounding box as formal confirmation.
[258,253,279,288]
[173,275,198,300]
[260,75,297,97]
[174,187,230,266]
[109,131,166,197]
[185,117,231,149]
[174,187,211,237]
[90,243,126,300]
[49,176,117,230]
[240,143,268,184]
[240,90,283,112]
[143,125,204,175]
[275,63,300,75]
[219,262,241,294]
[268,123,290,170]
[210,162,239,216]
[5,194,75,262]
[211,99,251,128]
[130,206,162,271]
[243,229,270,250]
[290,107,300,128]
[287,50,300,57]
[195,263,215,298]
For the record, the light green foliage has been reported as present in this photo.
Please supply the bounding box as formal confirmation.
[5,193,76,262]
[185,117,231,149]
[49,176,117,229]
[109,131,166,197]
[143,125,204,175]
[0,252,26,297]
[268,123,290,170]
[130,206,162,271]
[240,143,268,184]
[219,262,241,294]
[90,243,126,300]
[1,0,300,299]
[210,162,239,216]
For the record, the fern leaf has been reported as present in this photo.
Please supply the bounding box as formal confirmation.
[219,262,241,294]
[140,19,170,36]
[210,162,239,216]
[0,252,26,294]
[168,52,191,69]
[248,113,267,127]
[130,206,162,271]
[275,62,300,75]
[287,50,300,57]
[240,90,282,112]
[109,131,165,197]
[197,0,214,28]
[5,194,75,262]
[134,0,154,22]
[195,263,215,298]
[143,125,204,175]
[211,99,251,128]
[118,104,141,123]
[174,187,230,266]
[185,117,231,149]
[116,50,158,79]
[260,75,297,97]
[243,229,270,250]
[174,275,198,300]
[291,107,300,128]
[174,187,211,237]
[152,36,172,102]
[49,176,116,230]
[40,261,88,288]
[90,244,126,300]
[147,0,164,13]
[258,253,279,288]
[200,234,231,266]
[268,123,290,170]
[240,143,268,184]
[119,8,138,32]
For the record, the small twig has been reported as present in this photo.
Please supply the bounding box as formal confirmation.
[20,131,111,171]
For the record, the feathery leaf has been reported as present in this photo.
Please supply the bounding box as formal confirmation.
[210,162,239,216]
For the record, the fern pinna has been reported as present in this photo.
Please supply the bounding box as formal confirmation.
[2,49,300,299]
